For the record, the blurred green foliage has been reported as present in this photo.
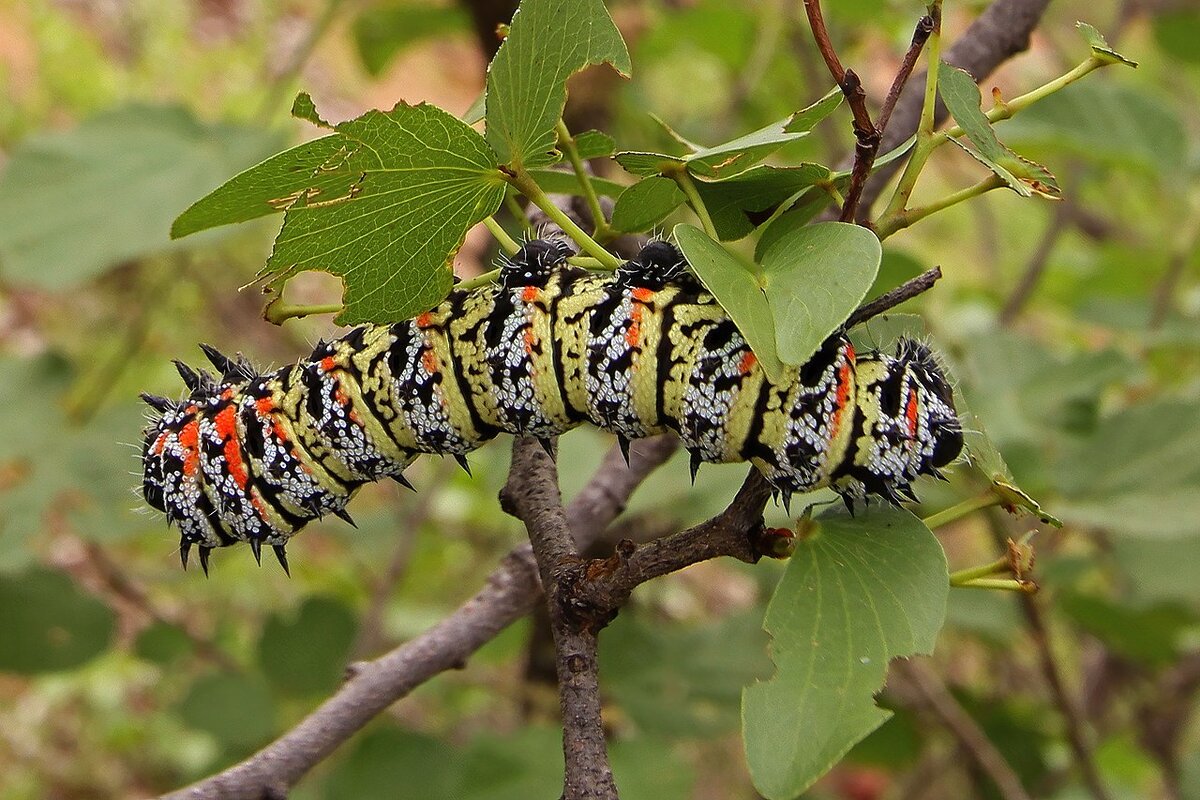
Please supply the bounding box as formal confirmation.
[0,0,1197,798]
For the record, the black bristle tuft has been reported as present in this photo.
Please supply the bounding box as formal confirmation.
[180,539,191,570]
[199,343,237,376]
[536,437,555,459]
[198,546,213,577]
[173,360,202,392]
[332,507,357,528]
[689,450,702,485]
[273,545,290,576]
[249,538,263,565]
[140,393,174,413]
[390,472,416,491]
[616,435,631,467]
[454,453,472,477]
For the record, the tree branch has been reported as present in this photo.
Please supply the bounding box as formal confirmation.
[160,435,677,800]
[501,438,618,799]
[892,660,1034,800]
[845,266,942,329]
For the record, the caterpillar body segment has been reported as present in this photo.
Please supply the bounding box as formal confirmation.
[141,241,963,570]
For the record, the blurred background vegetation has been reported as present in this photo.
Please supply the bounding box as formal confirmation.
[0,0,1197,798]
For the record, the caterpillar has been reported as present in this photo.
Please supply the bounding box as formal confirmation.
[140,240,963,574]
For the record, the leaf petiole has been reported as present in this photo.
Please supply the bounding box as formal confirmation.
[923,488,1002,529]
[670,168,719,240]
[503,170,622,269]
[483,216,521,255]
[555,119,613,241]
[875,174,1006,239]
[263,299,343,325]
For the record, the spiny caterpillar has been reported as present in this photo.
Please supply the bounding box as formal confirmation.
[140,240,963,574]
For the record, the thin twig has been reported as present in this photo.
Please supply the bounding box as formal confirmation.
[80,541,239,672]
[999,200,1070,325]
[1018,591,1114,800]
[857,0,1053,216]
[893,660,1034,800]
[802,0,880,224]
[844,266,942,329]
[878,16,936,137]
[986,509,1114,800]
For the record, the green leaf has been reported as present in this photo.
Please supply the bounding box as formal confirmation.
[0,105,280,289]
[684,112,828,180]
[179,672,277,750]
[177,100,506,323]
[525,169,626,199]
[674,223,783,381]
[695,163,832,241]
[572,129,616,159]
[1059,592,1193,667]
[743,506,948,799]
[485,0,630,169]
[257,596,358,696]
[352,5,470,76]
[290,91,333,129]
[939,64,1059,198]
[134,622,195,665]
[613,151,687,177]
[759,221,881,365]
[1000,82,1186,179]
[611,177,686,233]
[1153,11,1200,64]
[616,89,841,183]
[1076,21,1138,68]
[0,568,115,673]
[601,611,771,737]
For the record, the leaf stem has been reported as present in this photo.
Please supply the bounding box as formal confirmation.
[948,557,1009,585]
[455,256,613,293]
[944,56,1105,138]
[457,269,500,290]
[503,170,621,269]
[879,1,942,222]
[876,174,1006,239]
[555,120,612,240]
[952,577,1036,593]
[263,300,343,325]
[504,192,534,232]
[566,256,610,270]
[923,489,1001,530]
[483,216,521,255]
[671,168,719,240]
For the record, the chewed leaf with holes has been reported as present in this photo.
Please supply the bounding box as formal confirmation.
[938,64,1061,199]
[742,507,947,799]
[175,99,506,324]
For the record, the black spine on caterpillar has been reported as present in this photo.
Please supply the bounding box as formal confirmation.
[140,240,963,572]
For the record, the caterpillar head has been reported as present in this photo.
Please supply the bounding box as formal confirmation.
[499,238,574,289]
[837,338,963,505]
[893,339,962,476]
[617,241,696,290]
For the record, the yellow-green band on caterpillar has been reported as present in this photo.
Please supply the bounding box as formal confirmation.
[140,240,963,574]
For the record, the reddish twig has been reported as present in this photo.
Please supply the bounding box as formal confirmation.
[802,0,881,224]
[878,15,937,137]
